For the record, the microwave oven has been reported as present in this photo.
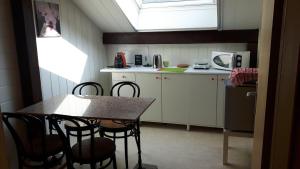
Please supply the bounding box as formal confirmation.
[211,51,250,71]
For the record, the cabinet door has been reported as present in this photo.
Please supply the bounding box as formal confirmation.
[136,74,162,122]
[188,74,218,127]
[217,75,229,128]
[162,74,189,124]
[111,73,136,97]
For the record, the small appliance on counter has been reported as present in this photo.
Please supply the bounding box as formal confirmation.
[193,63,210,69]
[153,54,162,68]
[114,52,127,68]
[211,51,250,71]
[135,55,143,66]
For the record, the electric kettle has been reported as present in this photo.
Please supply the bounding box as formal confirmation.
[153,54,162,68]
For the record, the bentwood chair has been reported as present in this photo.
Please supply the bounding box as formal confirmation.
[2,112,64,169]
[49,82,104,135]
[99,81,140,169]
[50,114,117,169]
[72,82,104,96]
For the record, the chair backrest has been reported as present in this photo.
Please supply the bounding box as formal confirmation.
[2,113,47,159]
[49,114,99,162]
[110,81,140,97]
[72,82,104,96]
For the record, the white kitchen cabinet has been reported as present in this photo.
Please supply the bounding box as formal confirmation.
[188,74,218,127]
[136,74,162,122]
[109,71,230,128]
[112,73,135,81]
[162,74,189,125]
[112,73,136,97]
[216,75,229,127]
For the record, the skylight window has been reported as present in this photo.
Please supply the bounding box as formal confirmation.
[137,0,216,8]
[142,0,215,4]
[115,0,218,32]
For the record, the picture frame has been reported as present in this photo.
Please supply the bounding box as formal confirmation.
[34,1,61,37]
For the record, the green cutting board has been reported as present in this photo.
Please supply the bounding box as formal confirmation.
[158,68,187,73]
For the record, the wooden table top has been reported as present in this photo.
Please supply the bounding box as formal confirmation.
[18,95,155,121]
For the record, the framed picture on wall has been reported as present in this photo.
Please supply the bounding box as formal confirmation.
[34,1,61,37]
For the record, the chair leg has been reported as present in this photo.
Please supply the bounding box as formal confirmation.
[113,132,116,142]
[124,131,128,169]
[112,154,117,169]
[90,162,96,169]
[100,129,104,137]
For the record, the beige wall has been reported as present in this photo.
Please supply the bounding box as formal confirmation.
[36,0,109,98]
[252,0,273,168]
[0,0,24,168]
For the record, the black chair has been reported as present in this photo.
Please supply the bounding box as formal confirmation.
[2,112,64,169]
[49,114,117,169]
[49,82,104,135]
[72,82,104,96]
[99,81,140,169]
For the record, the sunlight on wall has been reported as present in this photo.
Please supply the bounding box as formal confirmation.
[36,37,87,84]
[54,95,91,116]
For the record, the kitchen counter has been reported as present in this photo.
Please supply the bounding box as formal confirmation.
[100,66,231,75]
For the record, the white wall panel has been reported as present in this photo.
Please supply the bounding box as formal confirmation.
[72,0,135,32]
[37,0,109,98]
[39,68,52,100]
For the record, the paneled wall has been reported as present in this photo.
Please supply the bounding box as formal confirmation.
[0,0,23,168]
[36,0,109,99]
[106,43,247,66]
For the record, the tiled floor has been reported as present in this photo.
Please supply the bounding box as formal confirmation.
[60,123,252,169]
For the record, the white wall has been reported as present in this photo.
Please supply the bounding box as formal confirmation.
[106,43,247,66]
[0,0,23,168]
[36,0,109,99]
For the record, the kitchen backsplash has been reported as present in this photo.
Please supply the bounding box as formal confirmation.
[105,43,247,66]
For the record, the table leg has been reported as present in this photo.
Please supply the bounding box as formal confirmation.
[223,130,229,165]
[133,118,158,169]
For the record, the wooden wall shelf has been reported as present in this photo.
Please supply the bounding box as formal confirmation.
[103,29,259,44]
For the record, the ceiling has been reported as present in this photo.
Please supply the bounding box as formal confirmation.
[72,0,135,32]
[142,0,213,3]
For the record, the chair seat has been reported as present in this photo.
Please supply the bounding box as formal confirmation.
[71,137,115,163]
[100,120,135,132]
[26,134,64,160]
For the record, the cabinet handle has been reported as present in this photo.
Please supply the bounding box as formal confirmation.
[221,78,225,81]
[164,77,168,80]
[211,78,215,80]
[155,77,161,80]
[122,75,126,78]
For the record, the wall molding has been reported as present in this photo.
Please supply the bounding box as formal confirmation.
[103,29,259,44]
